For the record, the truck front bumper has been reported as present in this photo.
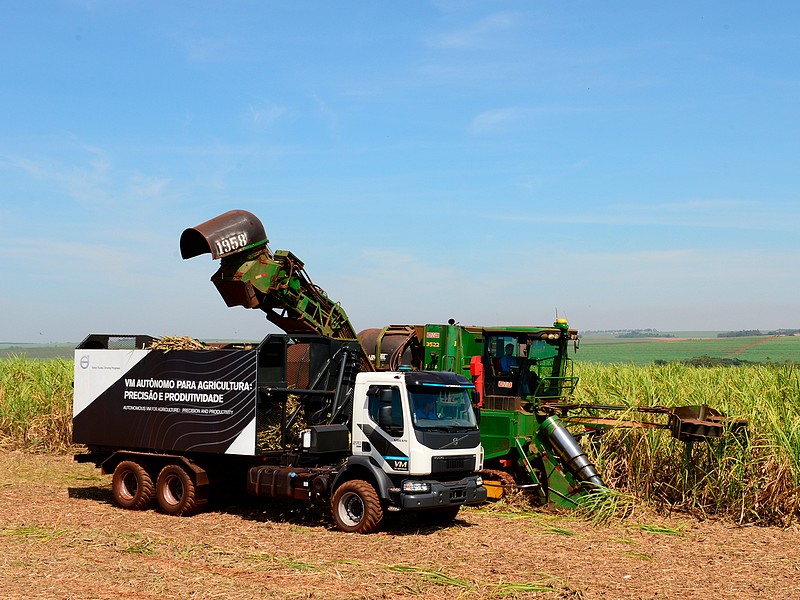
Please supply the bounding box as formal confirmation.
[399,475,487,510]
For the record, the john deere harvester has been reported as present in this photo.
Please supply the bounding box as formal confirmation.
[357,321,745,506]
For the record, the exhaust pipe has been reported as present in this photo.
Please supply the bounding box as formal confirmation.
[541,415,604,489]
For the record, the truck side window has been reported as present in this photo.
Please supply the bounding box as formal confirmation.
[367,386,404,437]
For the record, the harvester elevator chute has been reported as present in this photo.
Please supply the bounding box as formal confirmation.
[180,209,373,372]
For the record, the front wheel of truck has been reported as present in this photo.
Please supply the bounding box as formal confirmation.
[112,460,155,510]
[331,480,383,534]
[156,464,200,516]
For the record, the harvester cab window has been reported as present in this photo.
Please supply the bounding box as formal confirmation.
[481,334,548,399]
[367,386,404,437]
[495,338,521,375]
[528,339,558,377]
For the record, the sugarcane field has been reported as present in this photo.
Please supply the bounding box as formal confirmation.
[2,353,800,599]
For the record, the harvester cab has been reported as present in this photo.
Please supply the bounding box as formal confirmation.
[472,320,580,408]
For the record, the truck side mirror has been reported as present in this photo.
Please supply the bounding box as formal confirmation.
[377,388,403,436]
[378,405,393,429]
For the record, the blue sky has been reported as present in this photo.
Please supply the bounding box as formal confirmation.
[1,1,798,342]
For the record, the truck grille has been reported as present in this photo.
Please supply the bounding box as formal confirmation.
[431,455,476,474]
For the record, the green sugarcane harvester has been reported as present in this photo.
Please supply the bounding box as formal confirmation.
[358,322,746,506]
[183,210,746,508]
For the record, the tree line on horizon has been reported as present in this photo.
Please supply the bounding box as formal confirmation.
[718,329,800,338]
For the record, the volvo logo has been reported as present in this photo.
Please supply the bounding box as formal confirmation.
[80,355,90,369]
[441,434,468,449]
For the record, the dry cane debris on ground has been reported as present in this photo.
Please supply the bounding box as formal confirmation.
[1,452,799,600]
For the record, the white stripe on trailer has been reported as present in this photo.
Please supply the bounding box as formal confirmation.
[225,416,256,455]
[72,349,150,417]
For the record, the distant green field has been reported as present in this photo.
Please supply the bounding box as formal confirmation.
[3,334,799,364]
[575,334,800,365]
[0,344,76,360]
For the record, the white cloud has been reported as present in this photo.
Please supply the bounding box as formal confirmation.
[475,198,799,232]
[332,249,489,328]
[581,249,697,265]
[428,12,522,49]
[608,198,799,231]
[4,143,176,210]
[468,105,590,134]
[468,107,526,133]
[310,93,338,134]
[7,148,111,206]
[129,175,170,199]
[174,32,236,63]
[247,103,287,128]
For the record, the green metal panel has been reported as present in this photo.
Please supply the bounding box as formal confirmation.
[478,408,541,459]
[421,324,445,370]
[477,410,516,458]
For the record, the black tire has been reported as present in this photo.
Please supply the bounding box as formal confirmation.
[331,480,383,534]
[156,464,200,516]
[111,460,155,510]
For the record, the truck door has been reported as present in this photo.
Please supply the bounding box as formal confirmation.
[353,385,411,474]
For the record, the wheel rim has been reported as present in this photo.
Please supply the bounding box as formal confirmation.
[338,491,364,527]
[120,471,138,500]
[162,474,184,506]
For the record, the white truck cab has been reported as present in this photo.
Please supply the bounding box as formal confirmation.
[347,370,485,512]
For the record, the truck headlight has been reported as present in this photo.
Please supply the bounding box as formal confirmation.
[402,481,431,493]
[475,475,483,486]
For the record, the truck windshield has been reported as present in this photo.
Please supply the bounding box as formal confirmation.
[408,386,477,429]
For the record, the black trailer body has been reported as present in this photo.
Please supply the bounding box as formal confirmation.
[74,333,357,456]
[74,346,258,454]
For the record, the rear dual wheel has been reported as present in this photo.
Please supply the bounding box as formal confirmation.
[112,461,155,510]
[156,464,202,516]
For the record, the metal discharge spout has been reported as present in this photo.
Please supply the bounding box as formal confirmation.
[541,415,604,489]
[180,210,372,371]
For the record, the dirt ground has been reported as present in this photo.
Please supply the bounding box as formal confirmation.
[1,452,799,599]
